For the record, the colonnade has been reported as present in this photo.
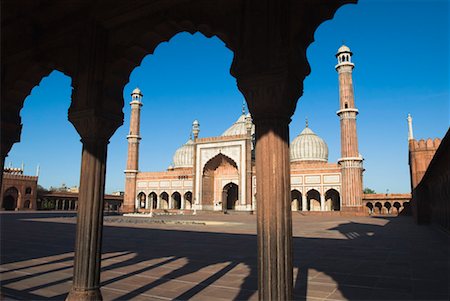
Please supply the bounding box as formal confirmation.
[136,191,193,211]
[2,2,355,300]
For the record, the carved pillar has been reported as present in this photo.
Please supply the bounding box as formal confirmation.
[237,72,301,300]
[65,20,123,301]
[66,113,121,301]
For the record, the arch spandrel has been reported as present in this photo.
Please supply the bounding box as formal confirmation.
[201,148,240,174]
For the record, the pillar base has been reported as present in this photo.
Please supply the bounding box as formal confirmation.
[66,287,102,301]
[122,205,135,213]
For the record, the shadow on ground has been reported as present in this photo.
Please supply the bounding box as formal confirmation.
[1,212,448,300]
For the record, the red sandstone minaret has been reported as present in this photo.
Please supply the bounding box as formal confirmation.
[335,45,364,212]
[123,88,143,213]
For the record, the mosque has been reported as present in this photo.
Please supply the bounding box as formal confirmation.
[123,45,364,213]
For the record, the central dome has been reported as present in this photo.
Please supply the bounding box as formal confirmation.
[172,138,194,168]
[290,126,328,162]
[222,113,255,136]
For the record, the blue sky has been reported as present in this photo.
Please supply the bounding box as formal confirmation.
[6,0,449,194]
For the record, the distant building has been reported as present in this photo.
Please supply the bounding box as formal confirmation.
[407,114,442,190]
[123,45,367,214]
[1,166,38,210]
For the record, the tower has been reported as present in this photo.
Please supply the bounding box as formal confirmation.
[123,88,143,212]
[335,45,364,212]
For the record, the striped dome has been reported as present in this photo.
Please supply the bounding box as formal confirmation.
[172,139,194,168]
[290,126,328,162]
[222,113,255,136]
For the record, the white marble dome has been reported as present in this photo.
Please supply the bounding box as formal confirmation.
[132,87,142,95]
[222,113,255,136]
[172,139,194,168]
[290,126,328,162]
[337,44,351,53]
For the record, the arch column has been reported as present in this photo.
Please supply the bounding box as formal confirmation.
[65,21,123,300]
[237,68,303,300]
[302,193,307,212]
[320,193,325,211]
[66,112,121,301]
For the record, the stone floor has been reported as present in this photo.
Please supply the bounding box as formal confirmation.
[0,211,448,300]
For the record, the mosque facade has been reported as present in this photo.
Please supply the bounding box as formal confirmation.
[123,45,364,213]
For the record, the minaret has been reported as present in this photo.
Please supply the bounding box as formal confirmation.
[335,45,364,212]
[407,113,414,141]
[123,88,143,213]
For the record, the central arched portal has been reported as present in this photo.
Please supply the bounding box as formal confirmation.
[2,187,19,211]
[223,182,239,211]
[202,153,238,210]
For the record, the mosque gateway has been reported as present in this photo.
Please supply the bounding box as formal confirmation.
[123,45,364,213]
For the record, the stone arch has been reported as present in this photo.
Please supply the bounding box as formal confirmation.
[149,192,158,209]
[25,187,32,194]
[2,187,19,210]
[223,182,239,211]
[184,191,193,210]
[105,20,235,120]
[393,201,401,214]
[159,192,169,209]
[325,189,340,211]
[171,192,182,209]
[366,202,374,214]
[375,202,383,214]
[202,153,238,208]
[306,189,320,211]
[137,192,146,209]
[291,190,302,211]
[384,202,392,214]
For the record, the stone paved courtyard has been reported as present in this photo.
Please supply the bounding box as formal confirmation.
[1,212,448,300]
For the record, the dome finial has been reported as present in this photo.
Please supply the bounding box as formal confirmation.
[305,117,309,128]
[242,100,246,115]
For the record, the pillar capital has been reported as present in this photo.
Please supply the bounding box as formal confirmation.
[236,69,304,122]
[69,110,123,143]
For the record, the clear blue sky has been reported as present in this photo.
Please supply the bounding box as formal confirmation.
[6,0,449,194]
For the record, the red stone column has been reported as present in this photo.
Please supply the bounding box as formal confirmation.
[253,117,293,300]
[67,137,108,301]
[67,112,121,301]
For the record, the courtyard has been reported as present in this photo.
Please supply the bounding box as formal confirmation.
[0,212,448,300]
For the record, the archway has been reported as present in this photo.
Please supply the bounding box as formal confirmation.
[366,202,374,214]
[384,202,392,214]
[306,189,320,211]
[375,202,382,214]
[160,192,169,209]
[137,192,146,209]
[2,187,19,210]
[291,190,302,211]
[184,191,192,210]
[171,192,181,209]
[393,202,401,214]
[223,182,238,211]
[149,192,157,209]
[202,153,238,209]
[325,189,340,211]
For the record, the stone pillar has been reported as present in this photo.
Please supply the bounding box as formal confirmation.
[253,117,292,300]
[156,195,161,209]
[66,111,122,301]
[237,72,300,300]
[320,193,325,211]
[302,193,307,211]
[181,195,185,210]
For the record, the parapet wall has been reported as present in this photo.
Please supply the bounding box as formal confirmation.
[412,128,450,232]
[409,138,441,189]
